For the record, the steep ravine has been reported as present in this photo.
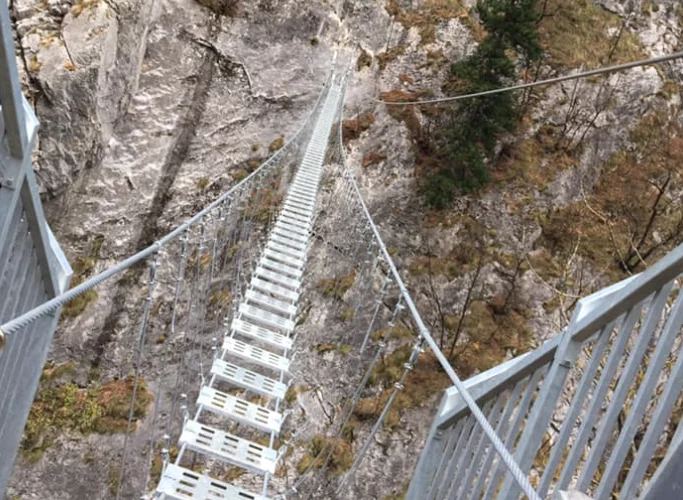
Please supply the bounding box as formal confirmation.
[8,0,338,497]
[7,0,683,499]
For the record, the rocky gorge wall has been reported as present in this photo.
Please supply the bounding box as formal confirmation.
[6,0,683,498]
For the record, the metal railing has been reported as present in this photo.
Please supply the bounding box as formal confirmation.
[408,243,683,499]
[0,2,72,492]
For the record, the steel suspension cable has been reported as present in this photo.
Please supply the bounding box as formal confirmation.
[0,75,332,338]
[375,50,683,106]
[338,75,544,500]
[336,337,426,493]
[143,235,190,487]
[115,251,159,500]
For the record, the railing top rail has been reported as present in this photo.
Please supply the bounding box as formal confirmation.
[0,70,334,339]
[435,335,561,429]
[569,243,683,344]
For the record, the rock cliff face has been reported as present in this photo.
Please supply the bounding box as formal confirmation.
[7,0,683,498]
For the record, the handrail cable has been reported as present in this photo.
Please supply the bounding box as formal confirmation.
[0,74,332,338]
[375,50,683,106]
[342,70,543,500]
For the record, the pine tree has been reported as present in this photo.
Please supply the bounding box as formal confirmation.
[422,0,543,208]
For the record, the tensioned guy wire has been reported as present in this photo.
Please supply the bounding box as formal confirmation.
[375,50,683,106]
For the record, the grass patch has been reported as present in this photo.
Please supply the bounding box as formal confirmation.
[386,0,468,45]
[107,465,121,496]
[316,270,356,300]
[315,343,336,354]
[296,435,353,476]
[231,168,249,182]
[62,236,105,318]
[339,309,355,322]
[195,177,211,190]
[269,136,285,153]
[355,347,450,428]
[22,374,153,462]
[453,299,533,377]
[538,0,644,69]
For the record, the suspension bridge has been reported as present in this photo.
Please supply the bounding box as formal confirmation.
[1,2,683,499]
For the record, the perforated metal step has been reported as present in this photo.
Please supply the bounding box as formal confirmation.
[229,316,294,350]
[285,196,314,209]
[290,186,316,198]
[250,276,300,302]
[198,386,284,434]
[277,217,310,233]
[294,178,317,189]
[281,205,312,219]
[279,213,311,229]
[299,166,320,176]
[285,192,314,204]
[290,183,316,194]
[274,221,308,238]
[263,248,305,269]
[211,359,287,399]
[179,420,277,474]
[223,337,290,372]
[254,265,302,290]
[283,199,313,213]
[296,172,319,182]
[272,228,308,246]
[239,303,296,333]
[156,465,269,500]
[267,240,306,260]
[260,257,304,279]
[246,288,297,317]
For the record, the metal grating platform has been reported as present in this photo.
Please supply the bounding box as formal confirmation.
[156,465,269,500]
[179,421,277,474]
[211,359,287,400]
[239,303,296,333]
[254,265,302,290]
[259,257,304,279]
[197,386,284,434]
[222,337,291,373]
[245,289,297,317]
[266,240,307,260]
[229,317,294,351]
[263,248,305,269]
[250,277,300,302]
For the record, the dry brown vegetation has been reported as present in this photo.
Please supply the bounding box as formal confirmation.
[316,270,356,300]
[23,364,153,462]
[354,348,451,428]
[342,112,375,144]
[296,435,354,476]
[539,109,683,278]
[195,0,240,17]
[356,49,373,71]
[385,0,468,45]
[537,0,644,68]
[362,151,388,168]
